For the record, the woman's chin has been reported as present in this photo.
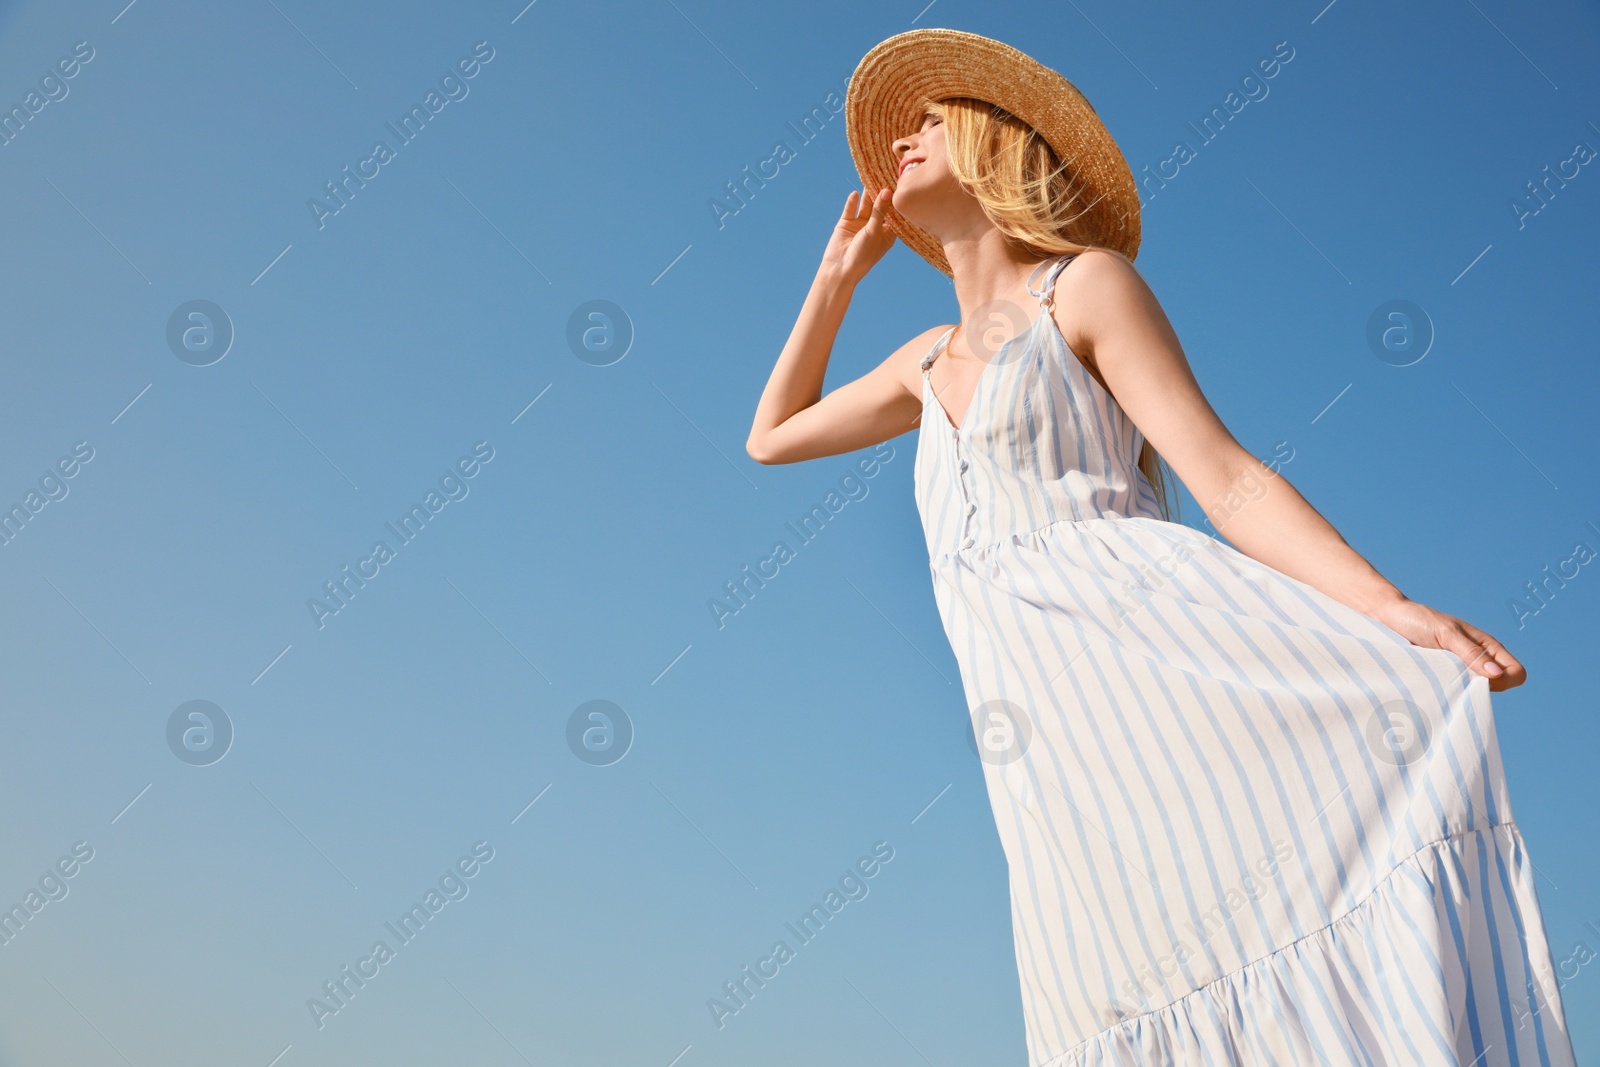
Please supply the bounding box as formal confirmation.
[890,195,933,231]
[894,184,963,228]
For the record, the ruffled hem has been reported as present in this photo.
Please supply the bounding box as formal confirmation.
[1035,824,1577,1067]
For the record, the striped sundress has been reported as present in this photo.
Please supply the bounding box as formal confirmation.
[913,252,1578,1065]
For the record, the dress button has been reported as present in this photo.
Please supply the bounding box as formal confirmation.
[965,502,977,515]
[961,537,975,548]
[958,459,969,472]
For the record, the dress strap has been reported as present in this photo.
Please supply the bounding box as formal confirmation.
[1026,253,1078,311]
[919,326,955,373]
[923,255,1075,373]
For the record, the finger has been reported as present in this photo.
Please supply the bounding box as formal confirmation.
[852,191,876,232]
[1492,657,1527,689]
[864,188,890,228]
[1472,645,1504,677]
[1441,626,1501,677]
[1465,625,1526,682]
[1457,620,1520,673]
[841,189,859,218]
[1494,647,1525,680]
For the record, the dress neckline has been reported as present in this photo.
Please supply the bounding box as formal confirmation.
[917,253,1116,438]
[921,312,1046,435]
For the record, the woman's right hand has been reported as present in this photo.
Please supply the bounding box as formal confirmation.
[820,187,896,286]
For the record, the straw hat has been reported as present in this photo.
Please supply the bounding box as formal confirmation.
[844,28,1141,277]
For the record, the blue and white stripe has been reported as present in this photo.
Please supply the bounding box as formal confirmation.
[912,253,1577,1065]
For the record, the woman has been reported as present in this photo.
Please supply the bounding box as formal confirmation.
[745,28,1577,1067]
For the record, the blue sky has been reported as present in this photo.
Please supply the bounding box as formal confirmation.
[0,0,1596,1063]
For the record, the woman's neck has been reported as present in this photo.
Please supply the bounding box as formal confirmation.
[940,227,1049,327]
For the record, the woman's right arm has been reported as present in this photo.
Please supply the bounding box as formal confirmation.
[745,189,931,465]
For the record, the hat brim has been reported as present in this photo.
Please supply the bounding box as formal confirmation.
[844,28,1141,277]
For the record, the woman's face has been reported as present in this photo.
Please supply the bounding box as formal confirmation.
[890,109,965,229]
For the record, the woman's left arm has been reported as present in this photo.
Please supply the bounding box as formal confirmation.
[1057,250,1524,690]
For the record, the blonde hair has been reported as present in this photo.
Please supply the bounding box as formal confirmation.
[925,96,1180,524]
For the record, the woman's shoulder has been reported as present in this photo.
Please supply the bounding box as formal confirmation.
[1059,246,1139,287]
[886,322,956,397]
[897,322,957,366]
[911,321,956,366]
[1051,248,1147,328]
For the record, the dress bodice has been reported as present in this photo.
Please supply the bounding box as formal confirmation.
[912,253,1164,563]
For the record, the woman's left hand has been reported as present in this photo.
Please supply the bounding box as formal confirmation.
[1367,597,1527,691]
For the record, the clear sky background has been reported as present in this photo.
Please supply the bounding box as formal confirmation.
[0,0,1596,1064]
